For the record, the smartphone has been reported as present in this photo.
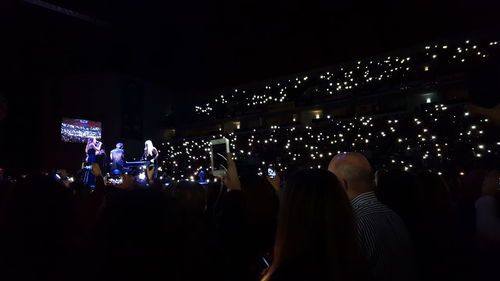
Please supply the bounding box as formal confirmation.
[267,168,276,178]
[210,138,230,177]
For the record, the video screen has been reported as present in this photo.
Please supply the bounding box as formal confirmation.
[61,118,102,143]
[212,143,228,172]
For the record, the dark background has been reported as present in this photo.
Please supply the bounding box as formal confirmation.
[0,0,499,173]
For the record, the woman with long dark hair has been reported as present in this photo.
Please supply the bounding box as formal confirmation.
[262,169,369,281]
[83,138,102,187]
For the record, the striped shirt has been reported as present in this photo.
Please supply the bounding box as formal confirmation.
[351,191,416,281]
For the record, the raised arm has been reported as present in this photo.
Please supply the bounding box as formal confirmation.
[95,142,102,151]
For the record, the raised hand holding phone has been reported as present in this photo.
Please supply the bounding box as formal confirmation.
[210,138,230,177]
[223,152,241,191]
[267,172,281,192]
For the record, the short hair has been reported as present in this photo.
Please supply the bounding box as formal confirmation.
[330,152,374,184]
[117,143,124,148]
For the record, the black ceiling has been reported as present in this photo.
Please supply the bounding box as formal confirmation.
[4,0,500,93]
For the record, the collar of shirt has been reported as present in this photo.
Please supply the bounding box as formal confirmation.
[351,191,378,208]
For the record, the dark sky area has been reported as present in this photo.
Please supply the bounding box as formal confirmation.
[3,0,500,95]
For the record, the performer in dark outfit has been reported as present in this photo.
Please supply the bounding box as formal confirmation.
[110,142,125,175]
[83,137,102,188]
[142,140,159,182]
[96,145,107,175]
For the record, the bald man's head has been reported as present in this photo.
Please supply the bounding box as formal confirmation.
[328,152,374,198]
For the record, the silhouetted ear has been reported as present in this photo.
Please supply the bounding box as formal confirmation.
[342,179,349,191]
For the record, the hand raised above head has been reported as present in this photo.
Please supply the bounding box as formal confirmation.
[466,103,500,127]
[267,173,281,193]
[222,152,241,191]
[91,163,102,177]
[119,174,135,190]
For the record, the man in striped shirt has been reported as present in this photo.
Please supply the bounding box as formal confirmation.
[329,152,416,281]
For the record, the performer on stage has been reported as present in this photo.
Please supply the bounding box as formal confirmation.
[84,137,102,187]
[142,140,159,182]
[96,145,107,175]
[110,142,125,175]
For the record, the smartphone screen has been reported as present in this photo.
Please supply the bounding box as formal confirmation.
[267,168,276,178]
[212,143,228,173]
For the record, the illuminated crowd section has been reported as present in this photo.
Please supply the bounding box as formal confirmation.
[195,38,499,117]
[158,104,497,182]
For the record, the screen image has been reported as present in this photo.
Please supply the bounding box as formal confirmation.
[267,168,276,178]
[212,143,228,172]
[61,118,102,143]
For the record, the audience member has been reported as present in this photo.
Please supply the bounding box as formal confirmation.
[329,152,415,281]
[475,169,500,248]
[262,169,369,281]
[168,181,217,281]
[217,154,278,281]
[0,174,76,281]
[375,169,419,234]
